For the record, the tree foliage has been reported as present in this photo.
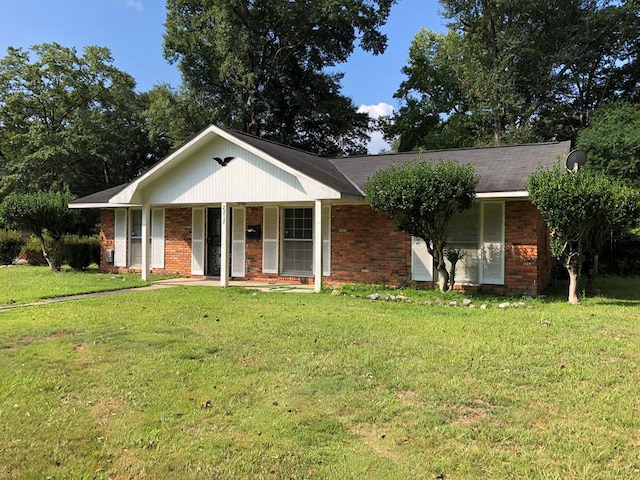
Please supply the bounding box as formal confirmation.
[163,0,396,156]
[577,101,640,187]
[364,159,479,291]
[528,163,640,304]
[0,43,168,199]
[0,190,80,270]
[386,0,640,151]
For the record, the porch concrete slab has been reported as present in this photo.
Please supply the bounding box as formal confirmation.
[152,277,316,293]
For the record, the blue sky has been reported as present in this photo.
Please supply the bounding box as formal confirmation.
[0,0,446,151]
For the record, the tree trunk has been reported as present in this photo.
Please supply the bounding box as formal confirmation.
[37,234,54,271]
[437,264,450,292]
[433,241,450,292]
[567,264,581,305]
[449,259,458,290]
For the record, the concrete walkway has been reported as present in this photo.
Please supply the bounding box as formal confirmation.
[0,278,314,311]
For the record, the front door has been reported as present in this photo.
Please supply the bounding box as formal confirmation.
[206,208,222,276]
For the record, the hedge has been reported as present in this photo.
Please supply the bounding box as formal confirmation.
[0,229,24,265]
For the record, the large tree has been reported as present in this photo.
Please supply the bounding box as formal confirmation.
[364,159,479,291]
[528,164,640,304]
[163,0,395,156]
[577,101,640,187]
[385,0,640,151]
[0,43,164,199]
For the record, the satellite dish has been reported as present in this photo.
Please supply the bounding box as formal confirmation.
[565,149,587,172]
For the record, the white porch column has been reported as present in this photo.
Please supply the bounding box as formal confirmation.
[141,204,151,281]
[220,202,230,287]
[314,200,323,293]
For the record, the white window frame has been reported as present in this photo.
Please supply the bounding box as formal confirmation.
[438,202,505,286]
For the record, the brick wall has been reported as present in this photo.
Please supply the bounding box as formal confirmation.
[99,201,552,294]
[99,207,194,276]
[329,204,410,286]
[503,200,551,295]
[163,207,193,275]
[241,205,411,286]
[99,210,117,272]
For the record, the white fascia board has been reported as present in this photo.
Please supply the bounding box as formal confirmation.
[475,191,528,199]
[69,203,135,209]
[215,128,343,200]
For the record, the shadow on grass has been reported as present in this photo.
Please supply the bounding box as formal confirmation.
[543,275,640,304]
[337,275,640,307]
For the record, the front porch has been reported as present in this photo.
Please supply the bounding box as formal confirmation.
[152,276,317,293]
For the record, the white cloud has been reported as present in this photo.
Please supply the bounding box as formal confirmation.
[358,102,394,154]
[126,0,143,11]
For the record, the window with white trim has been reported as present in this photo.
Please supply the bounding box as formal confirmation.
[442,202,505,285]
[129,209,142,267]
[445,204,480,284]
[282,207,313,275]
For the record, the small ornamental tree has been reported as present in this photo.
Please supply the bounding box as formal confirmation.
[528,163,640,304]
[0,191,80,270]
[364,159,479,291]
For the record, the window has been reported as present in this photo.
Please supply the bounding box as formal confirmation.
[130,209,142,267]
[282,207,313,275]
[446,204,480,284]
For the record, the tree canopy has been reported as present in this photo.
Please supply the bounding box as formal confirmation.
[528,163,640,304]
[577,101,640,187]
[163,0,396,156]
[0,43,169,200]
[364,159,479,291]
[385,0,640,151]
[0,190,80,269]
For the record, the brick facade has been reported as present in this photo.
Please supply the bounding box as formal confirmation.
[99,200,552,295]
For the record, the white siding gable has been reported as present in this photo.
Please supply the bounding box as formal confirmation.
[142,137,331,205]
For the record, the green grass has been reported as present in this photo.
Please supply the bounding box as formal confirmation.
[0,265,150,305]
[0,272,639,479]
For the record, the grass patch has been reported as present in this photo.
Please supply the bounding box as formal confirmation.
[0,275,639,478]
[0,265,151,305]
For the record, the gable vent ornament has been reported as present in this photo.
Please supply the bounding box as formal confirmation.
[565,149,587,173]
[213,156,235,167]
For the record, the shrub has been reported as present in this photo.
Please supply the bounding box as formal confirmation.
[53,235,101,270]
[0,229,24,265]
[19,235,50,266]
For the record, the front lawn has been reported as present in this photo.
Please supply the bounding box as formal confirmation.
[0,275,639,479]
[0,265,150,305]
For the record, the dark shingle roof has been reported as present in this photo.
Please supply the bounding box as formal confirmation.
[69,184,128,205]
[70,126,572,206]
[329,141,572,194]
[227,129,362,196]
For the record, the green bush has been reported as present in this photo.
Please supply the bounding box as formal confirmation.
[19,235,50,266]
[54,235,101,270]
[0,229,24,265]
